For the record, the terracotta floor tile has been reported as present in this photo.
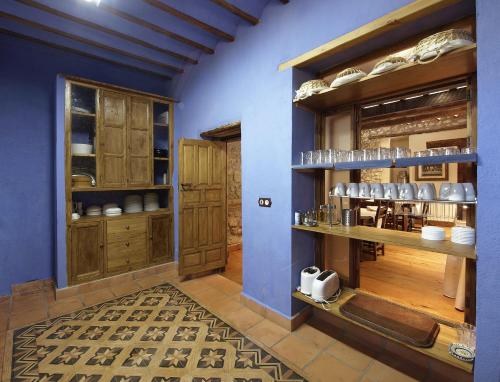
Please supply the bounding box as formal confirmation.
[326,341,374,371]
[110,281,142,297]
[224,306,264,332]
[304,352,363,382]
[209,296,243,317]
[135,274,167,289]
[11,292,47,315]
[9,307,47,329]
[48,297,84,318]
[272,334,322,369]
[184,287,227,308]
[246,319,290,348]
[178,278,211,294]
[204,275,242,296]
[80,289,115,307]
[293,323,335,350]
[363,360,418,382]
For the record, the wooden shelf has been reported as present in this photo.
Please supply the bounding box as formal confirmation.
[154,157,169,161]
[293,45,476,111]
[71,110,96,117]
[336,195,476,206]
[154,122,168,127]
[73,208,171,224]
[292,224,476,259]
[292,153,477,171]
[292,289,473,373]
[72,185,171,192]
[72,153,96,158]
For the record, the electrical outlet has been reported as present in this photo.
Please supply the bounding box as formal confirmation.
[258,198,272,207]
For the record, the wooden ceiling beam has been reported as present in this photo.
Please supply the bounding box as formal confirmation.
[143,0,235,42]
[99,3,214,55]
[16,0,197,65]
[0,28,171,79]
[0,11,183,73]
[210,0,258,25]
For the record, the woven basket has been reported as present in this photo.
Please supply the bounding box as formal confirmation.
[294,79,329,101]
[414,29,474,64]
[330,68,366,88]
[370,56,407,75]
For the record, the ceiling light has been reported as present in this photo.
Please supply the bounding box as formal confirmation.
[456,85,467,89]
[428,89,448,95]
[454,114,459,118]
[362,104,379,109]
[405,95,423,100]
[383,100,399,105]
[83,0,101,6]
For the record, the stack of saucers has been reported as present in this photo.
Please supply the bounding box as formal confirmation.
[86,205,102,216]
[103,203,118,214]
[105,207,122,217]
[422,226,446,241]
[144,192,159,211]
[451,227,475,245]
[124,195,143,213]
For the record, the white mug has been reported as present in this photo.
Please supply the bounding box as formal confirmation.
[359,183,371,198]
[370,183,384,198]
[439,182,451,200]
[334,182,346,197]
[399,183,414,200]
[410,183,418,197]
[346,183,359,198]
[418,183,436,200]
[463,183,476,201]
[449,183,466,202]
[384,183,398,199]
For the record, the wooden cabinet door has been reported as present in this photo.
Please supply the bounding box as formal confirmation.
[178,139,226,276]
[149,214,173,264]
[98,91,127,187]
[70,222,103,284]
[128,97,152,186]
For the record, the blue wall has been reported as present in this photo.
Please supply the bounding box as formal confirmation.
[0,33,169,295]
[475,0,500,380]
[172,0,414,318]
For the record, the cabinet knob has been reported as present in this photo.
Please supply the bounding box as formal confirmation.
[99,243,104,248]
[125,225,130,230]
[125,242,130,247]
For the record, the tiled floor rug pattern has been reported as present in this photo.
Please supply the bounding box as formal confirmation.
[7,283,306,382]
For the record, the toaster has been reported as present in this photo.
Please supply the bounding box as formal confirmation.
[311,270,340,302]
[300,266,320,295]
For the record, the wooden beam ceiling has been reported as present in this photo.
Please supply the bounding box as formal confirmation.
[210,0,258,25]
[98,3,215,55]
[0,28,171,79]
[0,11,183,73]
[143,0,235,42]
[16,0,197,65]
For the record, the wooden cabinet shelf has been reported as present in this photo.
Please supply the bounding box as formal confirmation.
[154,122,168,127]
[292,224,476,259]
[72,208,171,224]
[293,45,476,111]
[72,184,171,192]
[292,290,473,373]
[292,153,477,172]
[71,110,96,117]
[154,157,169,161]
[72,153,96,158]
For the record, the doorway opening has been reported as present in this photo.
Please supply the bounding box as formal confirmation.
[199,122,242,285]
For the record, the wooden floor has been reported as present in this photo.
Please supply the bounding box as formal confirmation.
[222,248,242,285]
[360,244,464,323]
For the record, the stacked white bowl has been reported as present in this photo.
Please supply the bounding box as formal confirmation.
[86,205,102,216]
[144,192,160,211]
[124,195,143,213]
[421,226,446,241]
[451,227,475,245]
[105,207,122,217]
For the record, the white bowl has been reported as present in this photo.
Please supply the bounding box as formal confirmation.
[72,143,93,155]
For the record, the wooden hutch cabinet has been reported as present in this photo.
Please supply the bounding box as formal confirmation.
[63,77,174,286]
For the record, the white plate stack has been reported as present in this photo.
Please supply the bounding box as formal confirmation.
[144,192,159,211]
[451,227,475,245]
[124,195,143,213]
[105,207,122,217]
[86,205,102,216]
[103,203,118,213]
[421,226,446,241]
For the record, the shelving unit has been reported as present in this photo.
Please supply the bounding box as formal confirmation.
[74,208,170,223]
[293,45,476,111]
[293,224,476,259]
[292,290,473,373]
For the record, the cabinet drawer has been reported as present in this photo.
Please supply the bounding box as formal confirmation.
[107,217,146,236]
[106,235,147,272]
[107,229,146,244]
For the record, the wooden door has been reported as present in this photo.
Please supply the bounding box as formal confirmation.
[178,139,226,276]
[98,91,127,187]
[128,97,152,186]
[149,214,173,264]
[70,222,103,284]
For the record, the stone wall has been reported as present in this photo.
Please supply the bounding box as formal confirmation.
[227,139,242,246]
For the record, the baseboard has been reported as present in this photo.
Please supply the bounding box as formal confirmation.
[11,278,54,296]
[240,293,312,331]
[55,262,177,300]
[227,243,242,252]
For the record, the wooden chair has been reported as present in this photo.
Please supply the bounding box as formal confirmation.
[361,205,387,261]
[409,202,429,232]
